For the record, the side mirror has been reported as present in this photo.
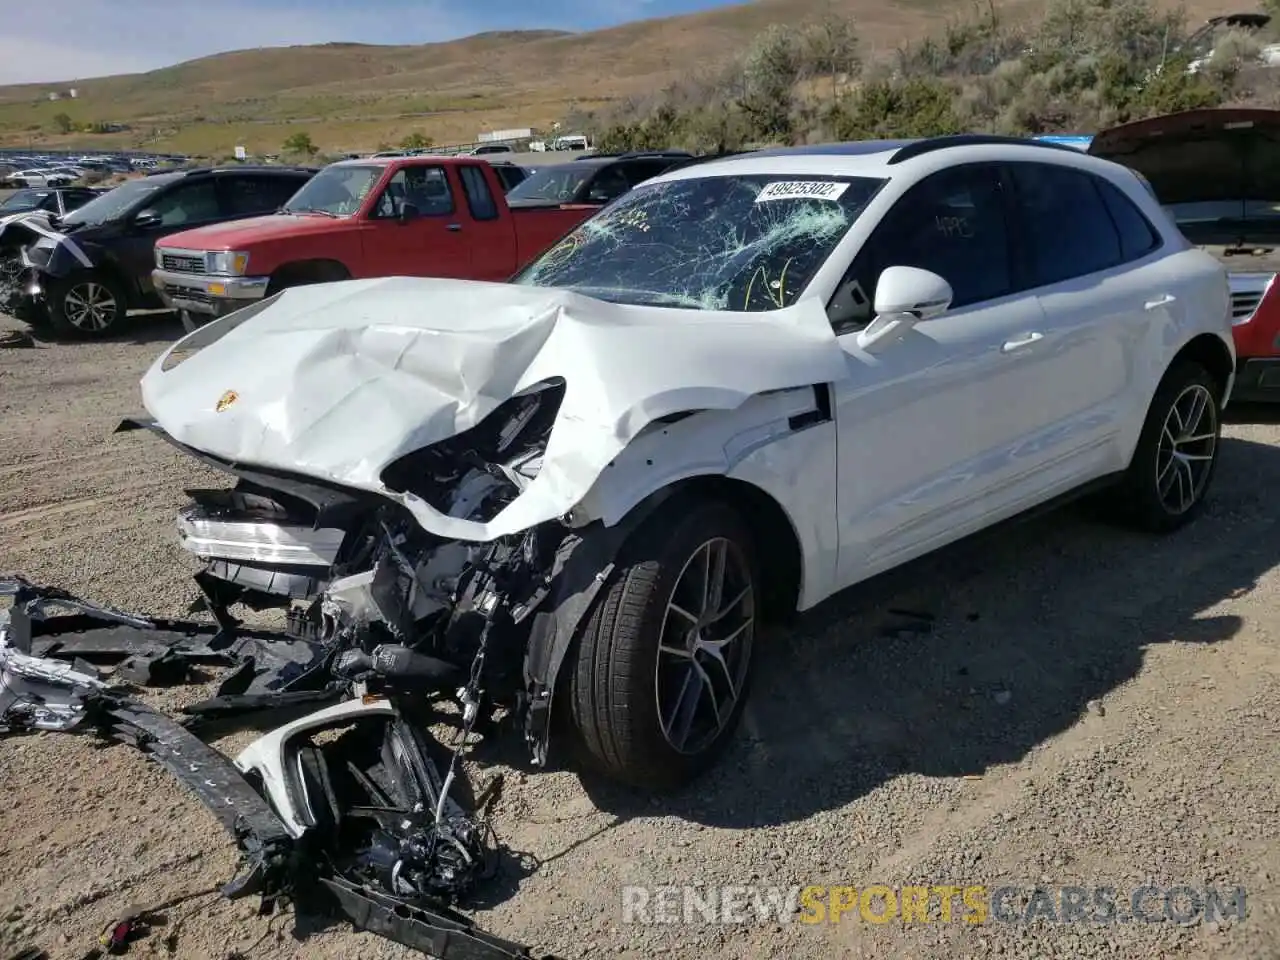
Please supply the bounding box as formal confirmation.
[397,201,419,224]
[133,209,163,230]
[856,266,953,351]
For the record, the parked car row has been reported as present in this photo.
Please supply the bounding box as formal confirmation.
[0,151,698,337]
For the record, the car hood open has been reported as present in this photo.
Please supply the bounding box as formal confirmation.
[138,276,847,542]
[1089,107,1280,246]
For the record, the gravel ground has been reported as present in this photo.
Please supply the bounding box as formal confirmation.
[1,309,1279,960]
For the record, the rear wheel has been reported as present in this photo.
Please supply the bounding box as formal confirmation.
[46,271,128,338]
[1103,360,1222,532]
[568,497,759,790]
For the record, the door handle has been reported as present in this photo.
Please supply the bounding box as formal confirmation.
[1001,332,1043,353]
[1144,293,1176,310]
[446,223,462,232]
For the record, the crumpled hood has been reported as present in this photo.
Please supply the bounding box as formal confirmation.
[140,275,847,542]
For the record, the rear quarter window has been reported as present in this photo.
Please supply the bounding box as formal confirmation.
[1095,177,1162,261]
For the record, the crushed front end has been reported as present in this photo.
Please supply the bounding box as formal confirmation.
[124,376,591,764]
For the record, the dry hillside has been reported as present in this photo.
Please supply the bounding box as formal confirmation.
[0,0,1238,155]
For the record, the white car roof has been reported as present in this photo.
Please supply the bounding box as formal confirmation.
[654,136,1138,187]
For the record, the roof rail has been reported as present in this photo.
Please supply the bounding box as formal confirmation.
[578,149,696,161]
[887,134,1086,165]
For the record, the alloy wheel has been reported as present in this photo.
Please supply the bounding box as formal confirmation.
[62,282,119,332]
[1155,383,1218,516]
[654,537,755,755]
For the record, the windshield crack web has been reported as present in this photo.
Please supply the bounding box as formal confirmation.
[520,177,872,312]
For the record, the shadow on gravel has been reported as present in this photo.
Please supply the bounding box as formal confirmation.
[19,310,186,347]
[579,435,1280,829]
[1225,401,1280,425]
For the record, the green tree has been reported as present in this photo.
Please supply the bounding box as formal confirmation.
[282,131,318,157]
[400,131,433,150]
[51,112,73,134]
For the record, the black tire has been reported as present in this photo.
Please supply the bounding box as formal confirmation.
[1103,360,1222,533]
[46,270,128,338]
[568,496,760,790]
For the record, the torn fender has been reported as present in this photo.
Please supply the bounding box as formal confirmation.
[138,276,848,542]
[0,211,94,268]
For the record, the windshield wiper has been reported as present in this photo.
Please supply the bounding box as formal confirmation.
[283,207,340,218]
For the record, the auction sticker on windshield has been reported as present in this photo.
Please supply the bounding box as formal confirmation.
[755,181,851,203]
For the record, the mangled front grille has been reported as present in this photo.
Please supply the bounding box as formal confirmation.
[177,505,345,567]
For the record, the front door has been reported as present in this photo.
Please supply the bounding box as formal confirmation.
[117,178,224,301]
[828,162,1061,588]
[366,165,471,278]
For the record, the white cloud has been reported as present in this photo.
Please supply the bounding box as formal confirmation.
[0,0,476,85]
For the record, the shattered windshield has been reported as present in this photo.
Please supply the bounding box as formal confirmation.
[59,178,166,228]
[513,174,886,310]
[506,165,593,203]
[281,164,381,216]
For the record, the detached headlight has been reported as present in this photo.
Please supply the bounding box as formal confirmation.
[207,251,250,276]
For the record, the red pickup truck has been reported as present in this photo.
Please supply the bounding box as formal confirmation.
[151,156,595,321]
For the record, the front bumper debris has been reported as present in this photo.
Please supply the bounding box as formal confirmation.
[152,268,269,317]
[0,576,564,960]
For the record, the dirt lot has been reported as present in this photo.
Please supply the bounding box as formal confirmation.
[1,309,1279,960]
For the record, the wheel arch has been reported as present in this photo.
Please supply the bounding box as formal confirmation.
[1170,332,1235,404]
[656,475,803,626]
[265,258,350,295]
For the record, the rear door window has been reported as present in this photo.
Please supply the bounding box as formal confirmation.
[221,174,304,215]
[1008,163,1124,286]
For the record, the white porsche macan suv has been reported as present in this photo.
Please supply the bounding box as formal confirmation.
[132,134,1235,789]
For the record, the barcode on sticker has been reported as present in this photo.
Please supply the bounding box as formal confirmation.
[755,180,850,203]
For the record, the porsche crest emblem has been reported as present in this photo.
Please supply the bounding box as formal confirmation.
[215,390,239,413]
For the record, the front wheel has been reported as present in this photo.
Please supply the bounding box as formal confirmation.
[1104,360,1222,532]
[46,271,128,338]
[568,497,759,790]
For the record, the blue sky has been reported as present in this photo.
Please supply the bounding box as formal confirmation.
[0,0,742,85]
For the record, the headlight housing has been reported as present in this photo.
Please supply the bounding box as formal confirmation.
[207,251,250,276]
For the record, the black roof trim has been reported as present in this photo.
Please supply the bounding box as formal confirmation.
[145,164,320,178]
[887,134,1086,165]
[576,150,696,161]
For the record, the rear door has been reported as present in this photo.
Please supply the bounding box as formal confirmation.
[364,164,471,278]
[456,163,517,280]
[1003,161,1168,484]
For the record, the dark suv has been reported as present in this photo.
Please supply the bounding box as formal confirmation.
[18,165,317,337]
[504,151,694,208]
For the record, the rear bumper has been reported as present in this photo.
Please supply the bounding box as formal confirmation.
[1231,357,1280,402]
[152,268,269,317]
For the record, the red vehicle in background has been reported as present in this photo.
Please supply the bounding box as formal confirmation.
[1089,108,1280,401]
[150,156,596,323]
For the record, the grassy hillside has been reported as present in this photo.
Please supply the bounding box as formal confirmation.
[0,0,1229,156]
